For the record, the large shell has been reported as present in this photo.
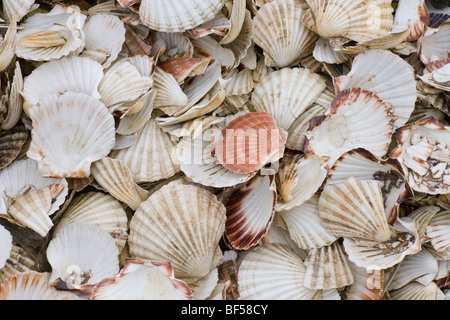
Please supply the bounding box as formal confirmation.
[253,0,318,68]
[212,111,286,174]
[21,56,104,115]
[303,88,394,168]
[128,184,226,283]
[138,0,226,32]
[318,178,391,243]
[301,0,394,46]
[90,259,193,300]
[46,223,120,287]
[224,174,277,250]
[26,92,116,178]
[237,243,319,299]
[52,191,129,252]
[334,49,417,129]
[251,67,327,130]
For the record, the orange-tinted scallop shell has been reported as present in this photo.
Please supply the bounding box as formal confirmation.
[213,111,286,174]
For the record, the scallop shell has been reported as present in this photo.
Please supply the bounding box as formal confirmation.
[327,148,409,223]
[319,177,391,243]
[52,191,129,252]
[237,243,319,300]
[0,271,72,300]
[0,18,17,73]
[312,37,350,64]
[159,57,212,85]
[81,14,126,68]
[303,88,394,168]
[426,210,450,252]
[26,92,116,178]
[343,261,384,300]
[303,242,354,290]
[389,281,445,300]
[301,0,394,46]
[275,154,327,212]
[418,22,450,64]
[275,151,303,202]
[46,223,120,287]
[224,174,276,250]
[390,117,450,194]
[21,56,104,115]
[0,244,37,283]
[334,49,417,129]
[138,0,226,32]
[191,36,235,70]
[90,259,193,300]
[151,67,188,113]
[418,59,450,92]
[251,67,327,130]
[1,61,24,131]
[90,157,148,211]
[0,158,68,218]
[278,194,337,250]
[0,225,12,269]
[0,126,29,170]
[3,0,36,23]
[109,117,180,184]
[394,0,429,41]
[388,248,439,290]
[253,0,318,68]
[128,184,226,283]
[212,111,286,175]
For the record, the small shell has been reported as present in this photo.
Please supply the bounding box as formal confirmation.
[191,36,235,70]
[90,157,148,211]
[253,0,318,68]
[0,126,29,170]
[128,184,226,283]
[237,244,319,300]
[426,210,450,252]
[159,57,212,84]
[275,151,302,202]
[0,244,37,283]
[224,174,276,250]
[312,37,350,64]
[2,0,36,23]
[46,223,120,287]
[301,0,394,46]
[26,92,116,178]
[138,0,226,32]
[418,59,450,92]
[319,178,391,243]
[153,32,194,61]
[213,111,286,174]
[418,22,450,64]
[151,67,188,113]
[251,67,327,130]
[110,117,180,184]
[303,88,394,168]
[90,259,193,300]
[0,271,73,300]
[0,18,17,73]
[0,225,12,269]
[81,14,126,68]
[394,0,429,41]
[303,242,354,290]
[278,194,337,250]
[21,56,104,115]
[334,49,417,129]
[52,191,129,252]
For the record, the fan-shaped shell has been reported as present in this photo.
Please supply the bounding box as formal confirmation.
[138,0,226,33]
[213,111,286,174]
[26,92,116,178]
[3,0,36,23]
[253,0,318,68]
[128,184,226,283]
[0,126,29,170]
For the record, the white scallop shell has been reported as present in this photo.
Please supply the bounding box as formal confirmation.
[0,18,17,73]
[26,92,116,178]
[128,184,226,283]
[389,281,445,300]
[394,0,429,41]
[47,223,120,287]
[151,67,188,112]
[21,56,104,115]
[251,67,327,130]
[253,0,318,68]
[90,259,193,300]
[334,49,417,129]
[3,0,36,22]
[426,210,450,252]
[418,22,450,64]
[237,244,319,300]
[138,0,226,32]
[343,261,384,300]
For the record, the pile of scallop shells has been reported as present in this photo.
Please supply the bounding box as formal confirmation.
[0,0,449,300]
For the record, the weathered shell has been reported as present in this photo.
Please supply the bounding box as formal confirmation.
[138,0,226,32]
[128,184,226,284]
[253,0,318,68]
[26,92,116,178]
[2,0,36,23]
[0,126,29,170]
[213,111,286,174]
